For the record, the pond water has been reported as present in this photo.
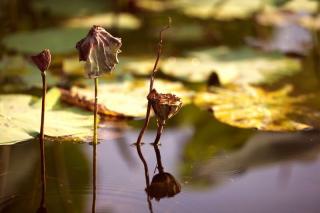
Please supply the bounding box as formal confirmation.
[1,1,320,213]
[1,106,320,213]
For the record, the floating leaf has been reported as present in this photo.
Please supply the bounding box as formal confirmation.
[32,0,109,17]
[0,88,93,145]
[63,13,141,30]
[2,28,88,54]
[161,47,300,84]
[175,0,272,20]
[61,79,193,118]
[195,85,320,131]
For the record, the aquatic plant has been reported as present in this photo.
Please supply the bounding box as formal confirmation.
[76,25,122,144]
[146,145,181,200]
[147,89,182,145]
[31,48,51,210]
[136,18,171,145]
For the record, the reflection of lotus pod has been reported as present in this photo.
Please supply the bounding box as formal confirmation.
[76,25,122,78]
[147,89,182,125]
[31,49,51,72]
[146,172,181,201]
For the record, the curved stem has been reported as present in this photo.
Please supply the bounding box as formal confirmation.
[136,20,170,145]
[93,78,99,144]
[39,71,47,209]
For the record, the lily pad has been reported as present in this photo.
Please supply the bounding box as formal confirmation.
[63,13,141,30]
[61,79,193,118]
[195,85,320,131]
[32,0,110,17]
[2,28,88,54]
[0,88,93,145]
[175,0,274,20]
[161,47,300,84]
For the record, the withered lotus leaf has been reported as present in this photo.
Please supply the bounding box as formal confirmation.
[76,25,122,78]
[147,89,182,125]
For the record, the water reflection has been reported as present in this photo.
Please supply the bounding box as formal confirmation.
[194,130,320,186]
[136,145,153,213]
[91,143,97,213]
[146,145,181,201]
[37,138,47,213]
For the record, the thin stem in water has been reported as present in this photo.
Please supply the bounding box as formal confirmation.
[93,78,99,144]
[39,71,47,209]
[136,19,171,145]
[153,123,164,146]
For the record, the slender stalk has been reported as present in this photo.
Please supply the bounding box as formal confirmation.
[136,145,153,213]
[153,123,164,146]
[136,20,171,145]
[153,144,164,174]
[92,143,97,213]
[93,78,99,144]
[39,71,47,209]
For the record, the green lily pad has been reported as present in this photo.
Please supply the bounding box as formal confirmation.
[0,55,60,90]
[0,88,93,145]
[2,28,88,54]
[175,0,275,20]
[63,13,141,30]
[62,79,193,118]
[195,84,320,131]
[161,47,300,84]
[32,0,110,17]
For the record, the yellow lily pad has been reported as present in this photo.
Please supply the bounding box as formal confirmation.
[161,47,300,84]
[62,79,193,118]
[0,88,93,145]
[195,85,320,131]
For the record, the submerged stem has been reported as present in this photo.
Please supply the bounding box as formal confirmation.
[39,71,47,209]
[93,78,99,144]
[136,19,171,145]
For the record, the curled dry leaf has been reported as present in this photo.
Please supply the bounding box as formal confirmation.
[147,89,182,125]
[195,85,320,131]
[61,79,192,118]
[76,25,122,78]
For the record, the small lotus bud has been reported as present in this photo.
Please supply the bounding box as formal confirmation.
[31,49,51,72]
[146,172,181,201]
[76,25,122,78]
[147,89,182,125]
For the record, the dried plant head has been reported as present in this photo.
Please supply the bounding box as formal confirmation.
[31,49,51,72]
[146,172,181,201]
[147,89,182,125]
[76,25,122,78]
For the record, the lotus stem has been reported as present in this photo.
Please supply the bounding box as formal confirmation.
[39,71,47,209]
[153,143,164,173]
[93,78,98,144]
[153,123,164,146]
[136,19,171,145]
